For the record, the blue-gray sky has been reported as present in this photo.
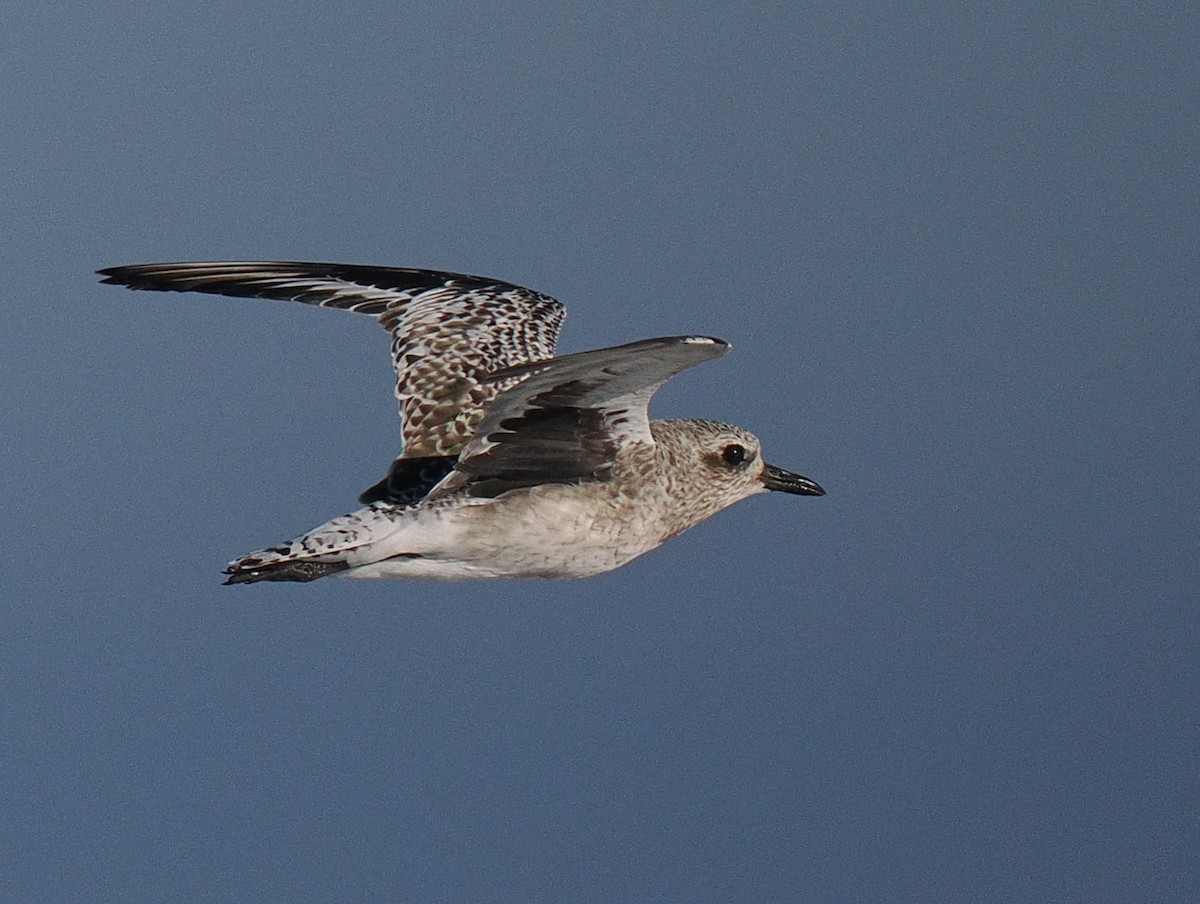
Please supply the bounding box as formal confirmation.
[4,3,1197,901]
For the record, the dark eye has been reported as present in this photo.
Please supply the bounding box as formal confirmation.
[721,444,747,466]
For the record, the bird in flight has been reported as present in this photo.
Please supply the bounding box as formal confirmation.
[99,262,824,584]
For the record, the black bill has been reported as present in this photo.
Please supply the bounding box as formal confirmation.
[761,463,825,496]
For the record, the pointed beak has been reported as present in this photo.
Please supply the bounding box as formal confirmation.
[761,463,825,496]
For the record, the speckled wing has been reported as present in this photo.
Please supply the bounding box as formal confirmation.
[97,261,566,457]
[432,336,730,499]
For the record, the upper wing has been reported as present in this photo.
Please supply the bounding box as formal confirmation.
[98,261,566,456]
[431,335,729,499]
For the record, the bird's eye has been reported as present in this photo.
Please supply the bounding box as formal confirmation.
[721,444,747,466]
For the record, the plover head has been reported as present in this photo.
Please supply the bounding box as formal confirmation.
[653,419,824,519]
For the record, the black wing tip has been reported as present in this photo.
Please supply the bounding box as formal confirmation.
[96,261,554,298]
[96,264,132,285]
[97,263,196,290]
[96,261,261,289]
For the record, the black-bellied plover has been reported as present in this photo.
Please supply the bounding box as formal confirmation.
[99,262,825,583]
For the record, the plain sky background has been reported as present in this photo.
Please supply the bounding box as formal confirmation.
[4,3,1197,902]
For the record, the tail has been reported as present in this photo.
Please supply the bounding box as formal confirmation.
[222,503,400,585]
[223,557,349,585]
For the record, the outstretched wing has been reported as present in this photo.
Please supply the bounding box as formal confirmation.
[97,261,566,457]
[431,336,729,499]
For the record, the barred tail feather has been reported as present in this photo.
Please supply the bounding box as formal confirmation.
[221,503,403,585]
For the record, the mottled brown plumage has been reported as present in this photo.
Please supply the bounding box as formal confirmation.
[98,261,564,458]
[99,261,824,583]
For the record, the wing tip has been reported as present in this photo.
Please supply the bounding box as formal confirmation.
[96,263,194,289]
[681,335,730,350]
[96,265,127,284]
